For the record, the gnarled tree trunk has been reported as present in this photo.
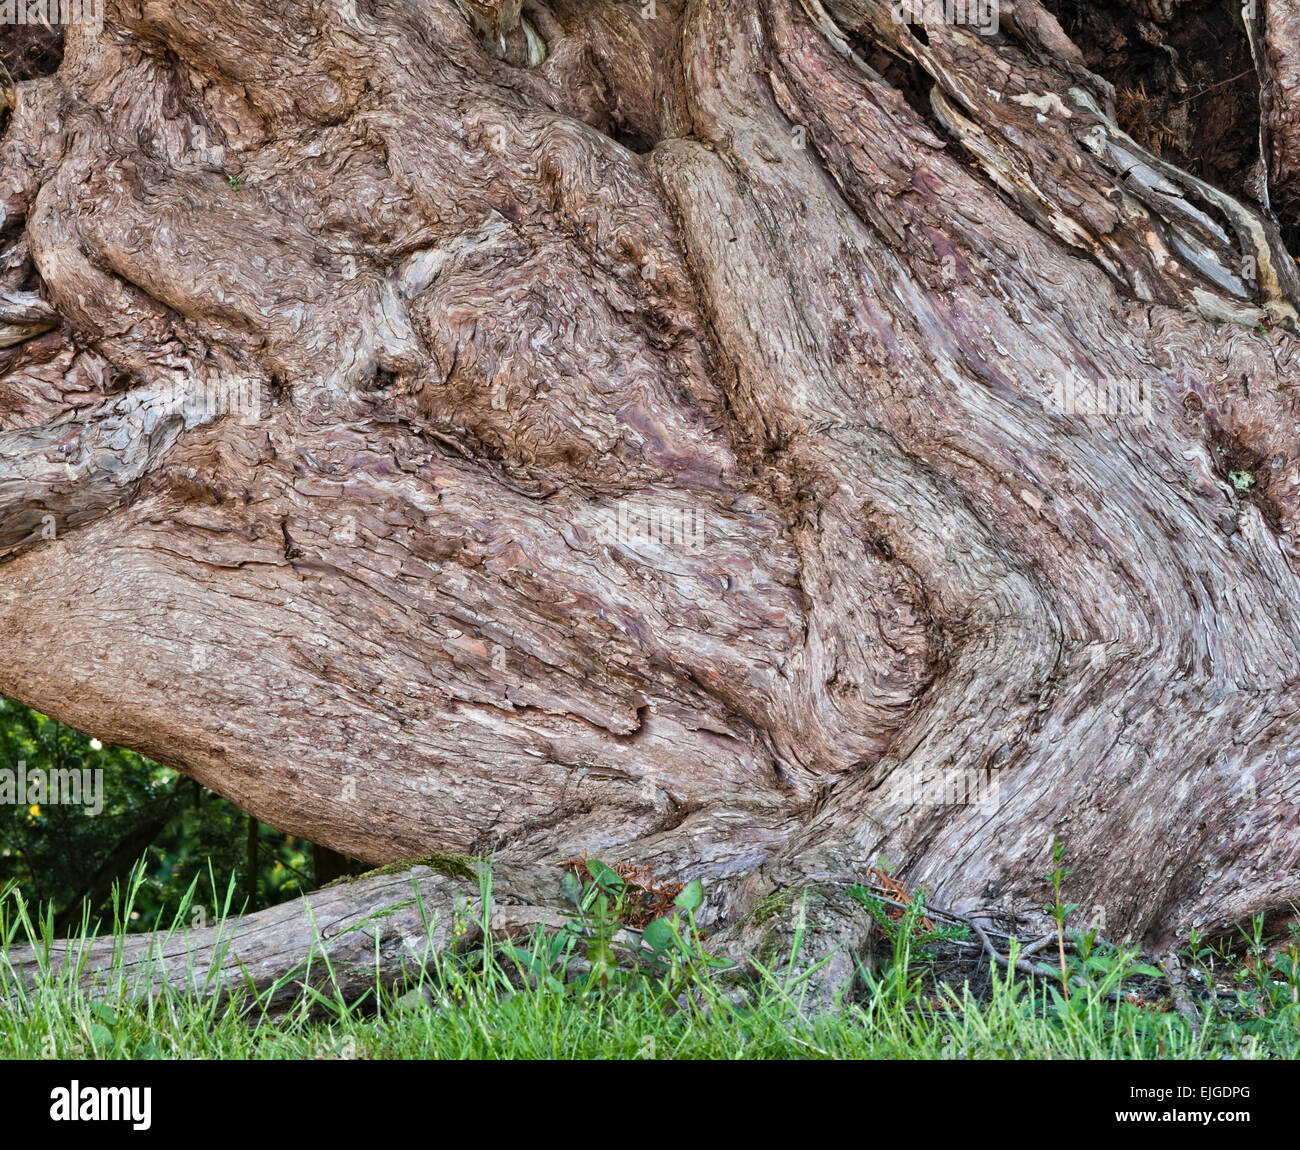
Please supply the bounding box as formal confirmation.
[3,0,1300,993]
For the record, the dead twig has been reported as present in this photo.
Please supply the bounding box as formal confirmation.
[960,914,1075,983]
[803,871,1082,984]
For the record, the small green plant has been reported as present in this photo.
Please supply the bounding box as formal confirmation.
[1275,925,1300,1006]
[1043,837,1079,998]
[848,883,968,961]
[848,874,969,1011]
[1069,929,1163,988]
[227,174,245,192]
[628,875,733,1001]
[1228,913,1300,1016]
[561,862,730,998]
[562,859,625,990]
[490,860,732,1001]
[80,1002,156,1058]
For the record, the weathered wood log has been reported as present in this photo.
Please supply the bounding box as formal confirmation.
[2,0,1299,993]
[3,856,885,1012]
[3,859,570,1010]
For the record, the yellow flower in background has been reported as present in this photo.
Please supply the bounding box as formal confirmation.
[27,804,41,820]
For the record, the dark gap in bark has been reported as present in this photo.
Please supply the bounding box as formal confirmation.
[0,233,40,295]
[359,366,400,420]
[0,28,59,301]
[311,842,369,886]
[606,120,657,156]
[852,33,937,127]
[1045,0,1262,210]
[1207,421,1286,534]
[364,366,398,393]
[588,70,660,155]
[266,372,288,405]
[280,518,304,562]
[1282,217,1300,264]
[0,24,64,83]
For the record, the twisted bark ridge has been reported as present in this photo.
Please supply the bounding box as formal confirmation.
[2,0,1300,963]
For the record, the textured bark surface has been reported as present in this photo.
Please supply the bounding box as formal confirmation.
[4,858,569,1010]
[1259,0,1300,228]
[2,0,1300,977]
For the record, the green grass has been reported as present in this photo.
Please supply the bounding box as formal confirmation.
[2,867,1298,1060]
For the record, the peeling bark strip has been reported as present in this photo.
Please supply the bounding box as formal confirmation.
[1,0,1300,985]
[0,288,56,346]
[0,389,191,560]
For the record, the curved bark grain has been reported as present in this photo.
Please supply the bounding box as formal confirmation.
[1,0,1299,983]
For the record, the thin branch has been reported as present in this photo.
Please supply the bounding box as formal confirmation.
[800,872,1096,984]
[1173,69,1255,107]
[963,914,1075,983]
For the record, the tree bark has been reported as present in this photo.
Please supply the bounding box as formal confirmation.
[6,859,569,1011]
[2,0,1300,989]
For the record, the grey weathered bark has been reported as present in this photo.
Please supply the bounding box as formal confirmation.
[6,858,570,1010]
[2,0,1300,993]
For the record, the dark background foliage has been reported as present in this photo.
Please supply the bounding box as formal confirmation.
[0,696,340,931]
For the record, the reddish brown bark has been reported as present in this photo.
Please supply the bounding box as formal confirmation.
[2,1,1299,987]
